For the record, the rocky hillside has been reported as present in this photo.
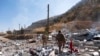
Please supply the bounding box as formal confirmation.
[27,0,100,32]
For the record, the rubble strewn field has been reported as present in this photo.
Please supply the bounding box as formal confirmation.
[0,33,100,56]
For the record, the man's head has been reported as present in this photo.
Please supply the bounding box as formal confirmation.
[58,30,61,33]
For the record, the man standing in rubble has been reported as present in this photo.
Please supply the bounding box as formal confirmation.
[42,34,47,47]
[56,30,66,53]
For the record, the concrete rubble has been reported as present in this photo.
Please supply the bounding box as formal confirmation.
[0,29,100,56]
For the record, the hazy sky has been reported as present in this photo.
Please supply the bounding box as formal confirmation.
[0,0,81,32]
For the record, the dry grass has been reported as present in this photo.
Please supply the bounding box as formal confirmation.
[33,27,45,32]
[32,21,94,32]
[4,34,15,39]
[65,21,93,31]
[32,22,64,33]
[4,34,34,40]
[0,33,6,36]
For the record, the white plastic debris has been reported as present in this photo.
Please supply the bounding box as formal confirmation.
[0,52,2,55]
[62,48,68,53]
[83,39,87,42]
[89,49,94,52]
[93,52,99,56]
[49,50,56,56]
[81,54,91,56]
[94,34,100,37]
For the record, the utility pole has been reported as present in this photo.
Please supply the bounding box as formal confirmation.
[24,24,26,29]
[47,4,49,35]
[19,24,21,30]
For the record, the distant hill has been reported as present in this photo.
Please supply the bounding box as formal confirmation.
[27,0,100,32]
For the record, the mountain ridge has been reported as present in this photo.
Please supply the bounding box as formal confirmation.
[27,0,100,32]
